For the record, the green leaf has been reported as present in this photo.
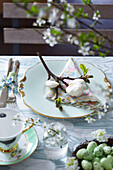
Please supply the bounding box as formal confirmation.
[80,64,88,76]
[31,5,39,14]
[82,0,92,5]
[51,29,61,36]
[93,44,100,50]
[99,52,106,57]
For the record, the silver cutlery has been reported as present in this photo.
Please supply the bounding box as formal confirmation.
[7,60,20,104]
[0,58,13,108]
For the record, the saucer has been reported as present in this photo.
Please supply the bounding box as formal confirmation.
[0,128,38,165]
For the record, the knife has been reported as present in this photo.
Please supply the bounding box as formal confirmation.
[0,58,13,107]
[14,60,20,76]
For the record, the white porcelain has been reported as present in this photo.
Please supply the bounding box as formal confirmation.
[0,108,25,151]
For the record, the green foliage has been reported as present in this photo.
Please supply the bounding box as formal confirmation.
[93,44,100,51]
[79,32,95,44]
[82,0,92,5]
[75,8,84,18]
[51,28,62,36]
[80,64,88,76]
[31,4,39,14]
[99,52,106,57]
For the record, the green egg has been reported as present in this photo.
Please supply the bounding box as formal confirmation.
[93,162,104,170]
[98,143,107,149]
[111,146,113,155]
[103,146,112,155]
[94,146,104,157]
[83,150,94,161]
[100,157,112,170]
[81,160,92,170]
[107,155,113,165]
[92,157,100,164]
[87,141,97,152]
[76,148,87,159]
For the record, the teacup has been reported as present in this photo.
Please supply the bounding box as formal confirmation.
[0,108,33,153]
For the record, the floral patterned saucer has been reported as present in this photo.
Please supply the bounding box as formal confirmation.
[0,128,38,165]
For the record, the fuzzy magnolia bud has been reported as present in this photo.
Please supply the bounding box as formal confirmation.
[66,79,87,97]
[45,80,59,88]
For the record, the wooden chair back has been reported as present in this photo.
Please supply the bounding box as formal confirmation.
[3,2,113,55]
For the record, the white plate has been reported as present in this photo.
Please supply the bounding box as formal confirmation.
[19,59,111,119]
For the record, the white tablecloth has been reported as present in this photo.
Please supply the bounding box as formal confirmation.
[0,56,113,170]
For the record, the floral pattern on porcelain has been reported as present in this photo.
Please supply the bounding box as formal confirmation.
[0,134,28,162]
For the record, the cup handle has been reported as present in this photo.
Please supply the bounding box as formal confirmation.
[22,118,34,134]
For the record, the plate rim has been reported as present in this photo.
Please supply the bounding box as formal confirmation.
[0,128,38,166]
[19,59,111,119]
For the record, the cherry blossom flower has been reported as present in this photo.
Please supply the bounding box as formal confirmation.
[43,28,51,40]
[45,36,57,47]
[67,34,79,45]
[66,4,75,14]
[85,116,96,123]
[91,129,107,142]
[65,157,80,170]
[35,18,46,27]
[93,10,101,21]
[78,45,90,56]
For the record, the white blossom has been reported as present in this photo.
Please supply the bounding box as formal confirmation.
[12,122,16,127]
[65,157,80,170]
[85,116,96,123]
[91,129,107,142]
[66,79,87,97]
[39,8,47,19]
[48,8,59,25]
[33,22,37,27]
[93,10,101,21]
[42,122,48,129]
[47,0,53,7]
[53,122,65,132]
[36,18,46,27]
[45,36,57,47]
[35,118,40,123]
[103,102,109,113]
[66,4,75,14]
[47,0,53,2]
[78,45,90,56]
[43,28,51,40]
[97,111,105,119]
[67,34,79,45]
[60,0,67,3]
[61,13,65,20]
[67,18,76,28]
[45,80,59,88]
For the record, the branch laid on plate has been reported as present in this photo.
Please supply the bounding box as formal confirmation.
[37,52,93,111]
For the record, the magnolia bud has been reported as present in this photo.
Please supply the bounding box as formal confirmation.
[69,79,84,86]
[45,80,59,88]
[66,79,87,97]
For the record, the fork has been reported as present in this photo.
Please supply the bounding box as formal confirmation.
[7,60,20,107]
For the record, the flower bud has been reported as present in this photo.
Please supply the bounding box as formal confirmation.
[45,80,59,88]
[69,79,84,86]
[66,79,87,97]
